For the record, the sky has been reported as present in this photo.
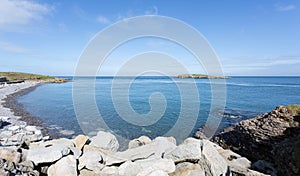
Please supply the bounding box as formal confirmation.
[0,0,299,76]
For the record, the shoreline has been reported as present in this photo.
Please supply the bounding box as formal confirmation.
[1,82,57,138]
[0,81,59,144]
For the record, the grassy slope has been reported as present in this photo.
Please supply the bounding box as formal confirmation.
[0,72,55,81]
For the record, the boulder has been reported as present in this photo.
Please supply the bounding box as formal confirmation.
[252,160,277,176]
[0,146,21,163]
[47,155,77,176]
[118,159,175,176]
[27,144,70,164]
[30,138,74,148]
[128,136,151,149]
[104,136,177,165]
[202,140,229,176]
[217,148,252,175]
[73,134,89,150]
[214,105,300,175]
[138,169,168,176]
[78,150,104,172]
[170,162,205,176]
[165,138,202,163]
[89,131,119,152]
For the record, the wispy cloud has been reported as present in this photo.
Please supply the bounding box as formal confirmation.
[0,0,54,30]
[145,6,158,15]
[275,4,296,12]
[0,41,30,54]
[97,15,110,24]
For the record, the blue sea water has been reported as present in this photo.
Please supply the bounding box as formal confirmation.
[18,76,300,142]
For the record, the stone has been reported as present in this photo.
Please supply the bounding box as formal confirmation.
[78,150,104,172]
[217,148,251,175]
[165,138,202,163]
[8,125,20,131]
[30,138,74,148]
[118,158,175,176]
[27,144,70,164]
[138,169,168,176]
[104,136,176,165]
[128,136,151,149]
[101,166,119,175]
[0,146,21,163]
[170,162,205,176]
[73,134,89,150]
[69,146,82,159]
[48,155,77,176]
[25,126,38,132]
[214,105,300,175]
[202,140,229,176]
[89,131,119,152]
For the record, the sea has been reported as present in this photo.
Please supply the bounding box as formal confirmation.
[18,76,300,144]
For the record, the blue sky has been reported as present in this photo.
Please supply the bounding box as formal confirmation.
[0,0,299,76]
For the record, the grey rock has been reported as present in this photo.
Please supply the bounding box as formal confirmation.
[165,138,202,163]
[170,162,205,176]
[27,144,70,164]
[104,136,176,165]
[89,131,119,152]
[78,150,104,172]
[252,160,277,176]
[202,140,229,176]
[48,155,77,176]
[69,146,82,159]
[30,138,74,148]
[128,136,151,149]
[0,146,21,163]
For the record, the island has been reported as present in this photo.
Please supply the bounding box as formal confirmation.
[177,74,229,79]
[0,72,68,84]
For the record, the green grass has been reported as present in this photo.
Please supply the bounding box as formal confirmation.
[286,105,300,116]
[0,72,55,81]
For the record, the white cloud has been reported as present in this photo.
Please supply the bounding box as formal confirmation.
[145,6,158,15]
[275,4,296,11]
[97,15,110,24]
[0,0,53,30]
[0,41,29,54]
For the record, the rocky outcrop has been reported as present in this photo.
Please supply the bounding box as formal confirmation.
[0,129,268,176]
[214,105,300,176]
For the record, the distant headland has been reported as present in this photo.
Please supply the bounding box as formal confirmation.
[177,74,229,79]
[0,72,68,84]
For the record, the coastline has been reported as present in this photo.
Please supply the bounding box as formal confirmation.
[0,81,58,142]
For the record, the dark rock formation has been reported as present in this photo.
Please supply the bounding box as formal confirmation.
[213,105,300,176]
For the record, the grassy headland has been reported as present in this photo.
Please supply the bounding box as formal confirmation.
[177,74,229,79]
[0,72,68,83]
